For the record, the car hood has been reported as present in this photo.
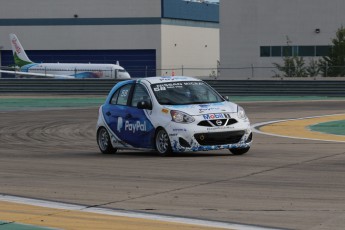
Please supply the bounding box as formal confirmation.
[164,101,238,116]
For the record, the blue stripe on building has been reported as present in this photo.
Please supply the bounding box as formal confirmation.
[162,0,219,23]
[0,18,162,26]
[0,1,219,27]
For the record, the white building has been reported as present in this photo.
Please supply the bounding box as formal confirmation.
[0,0,219,78]
[220,0,345,79]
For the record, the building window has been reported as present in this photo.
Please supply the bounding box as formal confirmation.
[260,45,332,57]
[316,46,331,56]
[271,46,282,57]
[299,46,315,56]
[260,46,270,57]
[292,46,298,56]
[282,46,292,56]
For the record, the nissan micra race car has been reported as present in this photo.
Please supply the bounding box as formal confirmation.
[97,76,252,156]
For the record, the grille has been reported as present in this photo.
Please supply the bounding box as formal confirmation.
[226,119,238,126]
[194,131,245,145]
[197,118,237,127]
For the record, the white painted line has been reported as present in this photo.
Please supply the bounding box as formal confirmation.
[0,194,282,230]
[251,113,345,143]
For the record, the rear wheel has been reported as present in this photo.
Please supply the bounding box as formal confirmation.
[97,127,117,154]
[155,128,173,156]
[230,147,250,155]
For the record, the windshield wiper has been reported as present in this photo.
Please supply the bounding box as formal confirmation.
[159,102,177,105]
[189,101,213,104]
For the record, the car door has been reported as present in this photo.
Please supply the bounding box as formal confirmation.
[105,83,134,148]
[105,83,155,149]
[123,83,155,149]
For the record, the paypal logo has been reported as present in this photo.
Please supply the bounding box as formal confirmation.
[117,117,147,133]
[125,120,147,133]
[117,117,123,132]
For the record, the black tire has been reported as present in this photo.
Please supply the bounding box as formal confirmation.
[97,127,117,154]
[229,147,250,155]
[155,128,173,156]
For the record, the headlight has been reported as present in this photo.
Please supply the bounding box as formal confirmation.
[171,110,195,123]
[237,106,247,120]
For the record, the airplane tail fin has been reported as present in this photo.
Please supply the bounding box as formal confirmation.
[9,34,34,67]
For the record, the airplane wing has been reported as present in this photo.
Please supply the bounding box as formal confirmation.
[0,69,75,79]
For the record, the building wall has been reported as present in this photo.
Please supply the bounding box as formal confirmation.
[0,0,161,18]
[161,21,219,77]
[220,0,345,79]
[0,25,161,50]
[0,0,219,78]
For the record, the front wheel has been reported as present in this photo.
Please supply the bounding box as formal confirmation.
[155,129,173,156]
[97,127,117,154]
[229,147,250,155]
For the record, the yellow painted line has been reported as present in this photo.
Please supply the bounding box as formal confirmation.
[0,201,229,230]
[256,114,345,142]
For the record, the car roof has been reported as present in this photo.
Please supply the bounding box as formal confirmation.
[140,76,202,84]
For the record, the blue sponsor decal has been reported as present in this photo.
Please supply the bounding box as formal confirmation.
[173,128,187,132]
[203,113,224,120]
[199,104,211,108]
[124,120,147,133]
[103,104,155,149]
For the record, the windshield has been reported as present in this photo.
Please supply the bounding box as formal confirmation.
[151,81,224,105]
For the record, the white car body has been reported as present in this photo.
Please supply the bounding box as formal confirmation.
[97,76,252,155]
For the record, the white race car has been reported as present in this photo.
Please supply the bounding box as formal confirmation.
[96,76,252,156]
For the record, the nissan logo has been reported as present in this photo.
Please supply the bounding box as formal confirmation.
[216,120,223,126]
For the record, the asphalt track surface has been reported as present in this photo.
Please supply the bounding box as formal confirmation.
[1,99,345,230]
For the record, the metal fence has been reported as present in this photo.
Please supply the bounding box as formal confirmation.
[1,78,345,96]
[164,66,345,80]
[2,65,345,80]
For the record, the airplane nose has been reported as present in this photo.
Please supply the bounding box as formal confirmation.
[120,72,131,79]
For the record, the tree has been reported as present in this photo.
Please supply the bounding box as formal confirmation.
[306,59,321,77]
[319,26,345,77]
[273,55,307,77]
[273,36,308,78]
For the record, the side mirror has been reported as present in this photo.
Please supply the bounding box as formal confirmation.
[137,100,152,110]
[223,95,230,101]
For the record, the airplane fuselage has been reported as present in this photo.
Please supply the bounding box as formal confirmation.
[20,63,131,79]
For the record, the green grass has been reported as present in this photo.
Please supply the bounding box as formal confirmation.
[309,120,345,136]
[0,95,345,111]
[0,221,53,230]
[0,97,105,110]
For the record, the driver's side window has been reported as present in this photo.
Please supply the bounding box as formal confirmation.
[110,84,132,105]
[131,84,151,107]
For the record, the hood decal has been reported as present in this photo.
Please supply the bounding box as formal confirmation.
[165,102,237,115]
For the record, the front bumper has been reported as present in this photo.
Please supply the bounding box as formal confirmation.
[165,120,252,152]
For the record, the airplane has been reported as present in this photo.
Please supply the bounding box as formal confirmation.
[0,34,131,79]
